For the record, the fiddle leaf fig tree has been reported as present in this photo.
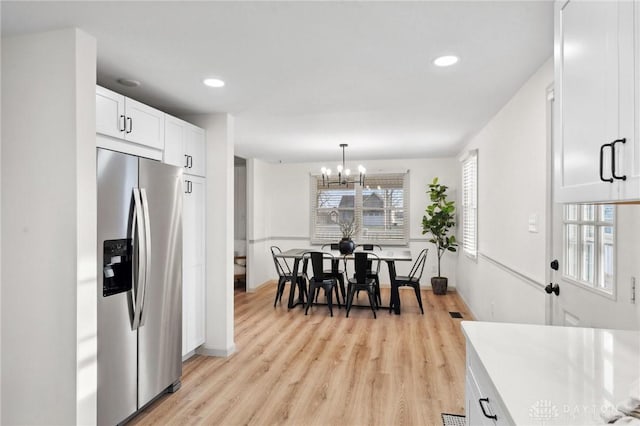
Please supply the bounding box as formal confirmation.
[421,177,458,277]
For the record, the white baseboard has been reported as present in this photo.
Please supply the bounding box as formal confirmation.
[197,344,236,358]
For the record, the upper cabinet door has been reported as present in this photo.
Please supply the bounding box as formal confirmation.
[554,0,634,203]
[185,124,206,177]
[96,86,125,139]
[164,115,187,168]
[124,97,165,150]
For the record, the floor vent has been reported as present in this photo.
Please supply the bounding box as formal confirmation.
[449,311,463,319]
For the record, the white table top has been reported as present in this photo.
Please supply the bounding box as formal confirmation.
[462,321,640,425]
[274,248,412,262]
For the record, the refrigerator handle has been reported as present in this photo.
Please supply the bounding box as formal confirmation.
[138,188,152,327]
[131,188,147,330]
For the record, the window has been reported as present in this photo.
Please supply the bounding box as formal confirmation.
[563,204,615,293]
[310,173,409,245]
[462,151,478,258]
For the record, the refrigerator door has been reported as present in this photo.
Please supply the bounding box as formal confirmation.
[97,149,138,426]
[137,157,183,408]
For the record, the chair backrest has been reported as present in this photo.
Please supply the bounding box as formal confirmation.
[303,251,334,280]
[322,243,340,251]
[353,252,380,283]
[356,244,382,251]
[270,246,291,277]
[408,249,428,281]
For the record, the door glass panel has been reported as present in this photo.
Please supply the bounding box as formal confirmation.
[600,205,615,223]
[581,225,595,284]
[566,204,578,221]
[565,224,578,278]
[582,205,595,221]
[599,226,614,291]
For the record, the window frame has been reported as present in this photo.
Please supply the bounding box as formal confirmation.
[461,150,478,259]
[562,204,616,297]
[309,172,410,246]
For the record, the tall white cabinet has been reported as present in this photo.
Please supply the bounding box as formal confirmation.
[165,115,207,357]
[554,0,638,203]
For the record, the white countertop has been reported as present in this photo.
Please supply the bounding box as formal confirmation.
[462,321,640,425]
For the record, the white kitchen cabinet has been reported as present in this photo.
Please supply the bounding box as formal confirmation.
[182,175,206,357]
[554,0,636,203]
[96,85,165,151]
[164,115,206,177]
[465,344,510,426]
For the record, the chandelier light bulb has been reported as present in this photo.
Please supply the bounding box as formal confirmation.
[337,164,343,173]
[345,169,351,176]
[358,165,366,174]
[321,167,327,174]
[326,169,332,176]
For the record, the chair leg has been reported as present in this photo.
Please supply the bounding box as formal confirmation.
[374,276,382,307]
[346,285,356,317]
[337,274,346,304]
[274,277,285,307]
[334,282,341,309]
[367,289,377,319]
[413,285,424,314]
[326,285,333,317]
[305,285,316,315]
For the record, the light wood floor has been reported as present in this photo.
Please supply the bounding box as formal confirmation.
[131,283,472,426]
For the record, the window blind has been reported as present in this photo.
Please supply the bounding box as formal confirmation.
[310,172,409,245]
[462,151,477,257]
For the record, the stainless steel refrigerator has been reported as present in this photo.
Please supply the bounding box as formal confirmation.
[97,148,183,425]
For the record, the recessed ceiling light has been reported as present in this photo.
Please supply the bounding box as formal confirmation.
[203,78,225,88]
[433,55,459,67]
[116,78,141,87]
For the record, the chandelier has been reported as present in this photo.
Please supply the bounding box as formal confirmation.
[320,144,366,187]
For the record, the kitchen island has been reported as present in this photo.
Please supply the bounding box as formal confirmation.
[462,321,640,425]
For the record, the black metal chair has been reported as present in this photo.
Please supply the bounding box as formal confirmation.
[270,246,306,307]
[321,243,346,302]
[303,251,341,317]
[355,244,382,306]
[389,248,428,314]
[346,252,381,318]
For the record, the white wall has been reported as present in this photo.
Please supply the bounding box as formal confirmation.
[1,29,97,424]
[246,157,459,291]
[456,59,553,324]
[186,113,236,356]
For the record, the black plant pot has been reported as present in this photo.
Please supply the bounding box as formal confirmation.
[338,238,356,255]
[431,276,448,295]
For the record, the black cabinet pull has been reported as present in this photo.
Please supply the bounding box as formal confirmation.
[188,155,193,169]
[119,114,126,132]
[126,117,133,134]
[611,138,627,181]
[185,180,191,194]
[479,398,497,420]
[600,143,614,183]
[184,154,189,168]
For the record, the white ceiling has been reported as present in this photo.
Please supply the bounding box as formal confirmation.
[2,1,553,163]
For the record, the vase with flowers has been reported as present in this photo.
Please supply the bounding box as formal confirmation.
[338,218,358,255]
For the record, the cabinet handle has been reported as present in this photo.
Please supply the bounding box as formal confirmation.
[611,138,627,181]
[119,115,126,132]
[479,398,498,420]
[188,155,193,169]
[185,180,192,194]
[599,143,614,183]
[126,117,133,134]
[184,154,189,168]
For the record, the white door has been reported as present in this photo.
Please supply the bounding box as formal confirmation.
[548,89,637,329]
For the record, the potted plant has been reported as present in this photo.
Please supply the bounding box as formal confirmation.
[421,177,457,295]
[338,218,358,255]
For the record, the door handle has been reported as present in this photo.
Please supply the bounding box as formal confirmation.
[545,283,560,296]
[611,138,627,181]
[599,143,614,183]
[138,188,152,327]
[479,398,497,420]
[131,188,147,330]
[550,259,559,271]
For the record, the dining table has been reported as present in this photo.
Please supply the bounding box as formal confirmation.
[273,248,413,314]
